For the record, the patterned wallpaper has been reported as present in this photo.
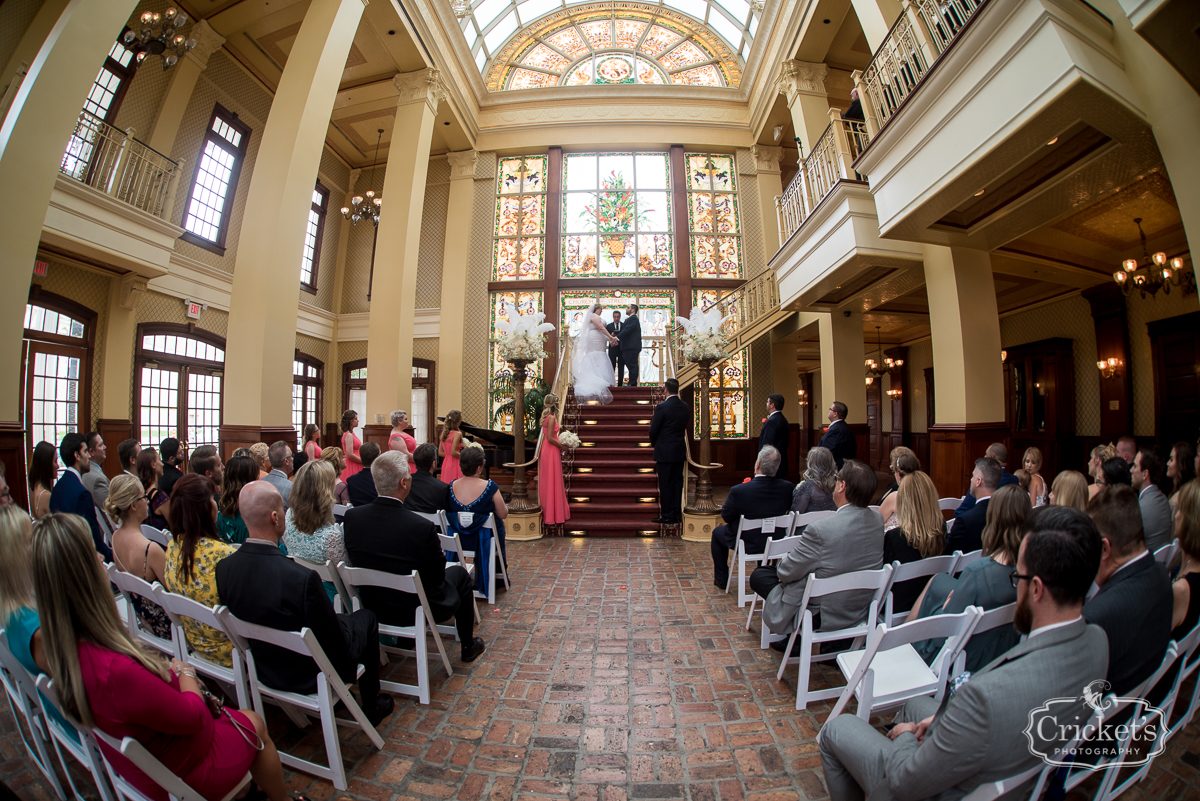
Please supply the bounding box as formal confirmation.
[462,154,499,426]
[735,150,766,277]
[111,0,176,136]
[0,0,46,83]
[1000,294,1100,437]
[30,263,111,427]
[1125,288,1199,436]
[129,291,229,422]
[300,146,350,313]
[341,165,386,314]
[906,339,934,433]
[416,158,450,310]
[748,336,770,437]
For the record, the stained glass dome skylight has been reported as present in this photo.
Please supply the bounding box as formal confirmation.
[460,1,755,91]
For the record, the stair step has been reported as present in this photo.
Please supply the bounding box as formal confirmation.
[560,521,667,537]
[562,486,658,497]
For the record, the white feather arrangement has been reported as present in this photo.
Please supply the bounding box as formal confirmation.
[496,302,555,361]
[674,305,734,362]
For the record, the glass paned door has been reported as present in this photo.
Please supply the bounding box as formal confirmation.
[188,371,223,448]
[25,342,86,451]
[139,366,181,446]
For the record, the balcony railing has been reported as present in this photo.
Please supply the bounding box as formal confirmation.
[60,111,184,219]
[775,111,870,242]
[852,0,988,136]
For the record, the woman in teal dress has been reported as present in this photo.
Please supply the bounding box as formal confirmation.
[216,455,258,544]
[444,442,509,596]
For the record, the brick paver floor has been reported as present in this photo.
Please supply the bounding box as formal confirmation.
[3,537,1200,800]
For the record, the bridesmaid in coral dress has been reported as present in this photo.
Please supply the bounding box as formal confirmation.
[339,410,363,482]
[440,409,465,482]
[538,394,570,525]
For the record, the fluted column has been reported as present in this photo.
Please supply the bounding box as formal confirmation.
[749,145,784,253]
[220,0,366,456]
[364,69,442,442]
[145,20,225,155]
[776,60,832,156]
[438,150,479,412]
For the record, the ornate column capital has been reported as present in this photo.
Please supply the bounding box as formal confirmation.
[347,168,362,194]
[776,60,829,107]
[394,68,445,113]
[750,145,783,175]
[446,149,478,180]
[183,20,226,69]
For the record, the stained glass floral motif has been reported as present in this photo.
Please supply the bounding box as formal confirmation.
[674,65,724,86]
[489,290,544,432]
[637,58,667,84]
[660,40,709,69]
[615,20,647,47]
[506,69,556,89]
[579,20,611,49]
[565,62,593,85]
[640,25,683,56]
[492,155,547,281]
[595,54,635,84]
[546,27,589,58]
[561,152,672,278]
[686,153,742,279]
[694,289,748,439]
[520,43,570,71]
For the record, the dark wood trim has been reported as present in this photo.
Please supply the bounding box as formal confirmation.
[137,322,227,364]
[924,367,935,429]
[292,350,324,437]
[24,288,98,445]
[929,422,1010,498]
[179,231,226,256]
[135,323,228,451]
[1147,310,1200,447]
[217,425,298,462]
[301,182,329,294]
[26,287,99,350]
[181,104,250,253]
[96,418,133,478]
[412,356,436,444]
[669,145,692,320]
[1146,310,1200,338]
[544,147,563,380]
[886,346,909,446]
[342,358,368,415]
[0,421,29,510]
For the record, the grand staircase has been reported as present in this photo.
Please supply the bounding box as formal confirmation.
[561,385,667,537]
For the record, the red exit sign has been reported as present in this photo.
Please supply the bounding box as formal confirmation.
[33,260,47,276]
[185,302,203,319]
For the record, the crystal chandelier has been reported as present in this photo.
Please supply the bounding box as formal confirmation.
[451,0,472,19]
[865,326,903,379]
[123,8,196,71]
[341,129,384,227]
[1112,217,1189,299]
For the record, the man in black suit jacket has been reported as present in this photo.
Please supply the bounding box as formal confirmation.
[49,433,110,561]
[759,394,790,480]
[215,482,394,725]
[649,378,689,524]
[616,303,642,386]
[710,446,794,588]
[605,310,625,386]
[343,451,484,661]
[945,457,1001,554]
[347,442,380,506]
[1084,485,1172,696]
[954,443,1020,515]
[818,401,856,469]
[406,443,450,514]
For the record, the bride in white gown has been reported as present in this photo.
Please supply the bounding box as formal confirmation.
[572,302,619,404]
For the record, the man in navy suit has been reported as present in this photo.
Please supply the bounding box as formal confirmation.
[759,394,790,480]
[954,443,1019,515]
[616,303,642,386]
[649,378,689,524]
[818,401,856,469]
[945,457,1001,554]
[710,446,794,588]
[49,432,110,561]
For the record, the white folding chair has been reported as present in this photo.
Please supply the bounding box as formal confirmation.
[868,505,881,513]
[332,504,350,519]
[91,726,250,801]
[292,557,353,613]
[728,513,793,608]
[1165,619,1200,744]
[153,587,248,708]
[0,630,69,800]
[791,510,836,532]
[1154,539,1180,566]
[97,510,116,550]
[774,566,895,710]
[938,497,961,512]
[336,563,454,704]
[32,675,118,801]
[449,512,511,605]
[953,549,983,573]
[413,510,450,534]
[139,524,170,547]
[825,606,982,722]
[438,533,480,624]
[945,517,956,534]
[883,553,962,625]
[106,566,176,658]
[744,534,803,640]
[216,608,385,791]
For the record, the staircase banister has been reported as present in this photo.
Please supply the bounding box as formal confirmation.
[503,333,573,469]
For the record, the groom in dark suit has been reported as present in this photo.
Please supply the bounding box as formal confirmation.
[605,310,625,385]
[616,303,642,386]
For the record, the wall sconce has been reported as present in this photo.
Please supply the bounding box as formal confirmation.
[865,376,874,386]
[1097,357,1123,379]
[886,388,902,398]
[1001,349,1007,362]
[797,388,808,406]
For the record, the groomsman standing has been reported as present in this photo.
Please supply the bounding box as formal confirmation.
[759,394,790,480]
[606,311,625,385]
[649,378,689,524]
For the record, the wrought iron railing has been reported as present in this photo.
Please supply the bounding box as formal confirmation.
[851,0,988,136]
[60,111,183,219]
[671,267,784,384]
[775,113,870,242]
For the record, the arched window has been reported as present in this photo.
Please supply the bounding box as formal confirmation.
[293,353,324,441]
[136,324,226,449]
[22,289,96,453]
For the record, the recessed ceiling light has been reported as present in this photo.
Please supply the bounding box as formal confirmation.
[1046,137,1058,145]
[974,189,985,197]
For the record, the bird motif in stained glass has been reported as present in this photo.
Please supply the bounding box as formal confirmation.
[672,64,722,86]
[564,61,593,85]
[660,39,709,69]
[579,20,612,49]
[499,158,527,193]
[639,24,683,56]
[637,58,667,83]
[615,19,647,48]
[521,43,570,71]
[546,27,589,58]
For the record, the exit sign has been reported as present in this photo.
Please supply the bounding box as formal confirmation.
[33,260,47,277]
[185,302,203,319]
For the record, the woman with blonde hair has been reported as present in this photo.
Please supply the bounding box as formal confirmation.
[105,474,171,639]
[883,472,946,613]
[914,484,1030,671]
[321,447,350,505]
[249,442,271,480]
[790,446,838,514]
[1049,470,1090,513]
[1088,443,1117,500]
[439,409,465,482]
[388,410,417,468]
[31,512,303,801]
[537,394,569,526]
[1023,447,1047,506]
[878,447,921,530]
[283,461,346,602]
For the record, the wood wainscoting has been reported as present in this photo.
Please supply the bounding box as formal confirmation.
[929,423,1010,498]
[217,425,299,462]
[96,418,133,478]
[0,421,28,510]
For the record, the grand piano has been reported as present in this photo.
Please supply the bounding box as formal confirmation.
[444,419,537,480]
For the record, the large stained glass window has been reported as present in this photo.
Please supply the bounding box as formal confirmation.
[560,289,675,385]
[686,153,742,279]
[562,152,672,278]
[489,289,544,431]
[492,156,548,281]
[694,289,748,438]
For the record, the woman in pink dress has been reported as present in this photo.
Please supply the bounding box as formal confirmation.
[537,394,570,526]
[388,410,417,470]
[439,409,464,482]
[302,424,323,462]
[339,410,363,482]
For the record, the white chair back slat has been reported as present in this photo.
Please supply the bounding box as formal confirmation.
[953,549,983,572]
[438,533,481,624]
[0,630,69,799]
[97,510,116,549]
[1154,540,1180,566]
[152,586,246,706]
[332,504,350,518]
[91,725,250,801]
[31,673,117,801]
[1165,620,1200,744]
[883,553,961,625]
[105,565,176,658]
[745,534,806,635]
[791,510,836,531]
[971,602,1016,635]
[728,513,794,607]
[292,557,353,614]
[139,524,170,547]
[938,497,961,511]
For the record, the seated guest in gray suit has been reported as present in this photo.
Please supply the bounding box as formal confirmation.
[262,441,294,509]
[820,506,1109,801]
[749,459,883,648]
[1085,485,1172,696]
[405,443,450,514]
[710,446,794,589]
[1131,448,1173,552]
[945,457,1001,555]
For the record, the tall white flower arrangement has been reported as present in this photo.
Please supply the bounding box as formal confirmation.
[675,305,734,362]
[496,302,555,361]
